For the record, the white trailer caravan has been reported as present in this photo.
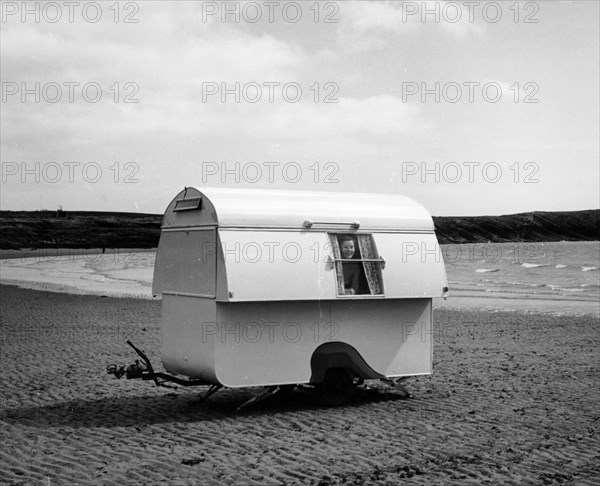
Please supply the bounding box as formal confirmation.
[108,187,448,407]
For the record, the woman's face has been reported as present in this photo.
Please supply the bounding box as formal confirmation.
[340,240,355,259]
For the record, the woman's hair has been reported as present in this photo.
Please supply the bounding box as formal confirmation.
[338,235,354,245]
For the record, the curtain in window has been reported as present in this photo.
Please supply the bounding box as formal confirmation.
[328,234,345,295]
[357,234,383,294]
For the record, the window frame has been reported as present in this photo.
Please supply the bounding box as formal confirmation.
[328,233,385,298]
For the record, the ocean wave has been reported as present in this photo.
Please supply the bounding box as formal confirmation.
[582,266,598,272]
[521,263,551,268]
[555,264,567,269]
[476,268,500,273]
[503,280,545,287]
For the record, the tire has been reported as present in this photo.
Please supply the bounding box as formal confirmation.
[317,368,355,406]
[275,384,296,398]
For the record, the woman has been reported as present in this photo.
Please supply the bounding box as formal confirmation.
[339,235,363,295]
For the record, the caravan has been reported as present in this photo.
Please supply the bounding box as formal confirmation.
[108,187,448,408]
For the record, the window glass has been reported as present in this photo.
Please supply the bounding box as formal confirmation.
[328,234,384,296]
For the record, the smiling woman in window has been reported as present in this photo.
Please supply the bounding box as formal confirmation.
[339,235,363,295]
[329,233,384,297]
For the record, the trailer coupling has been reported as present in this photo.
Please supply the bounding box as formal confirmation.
[107,340,210,390]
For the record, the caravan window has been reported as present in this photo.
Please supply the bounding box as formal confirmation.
[328,234,384,296]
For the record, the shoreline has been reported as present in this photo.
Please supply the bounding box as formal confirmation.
[0,247,157,261]
[0,282,597,317]
[1,242,598,316]
[0,281,156,300]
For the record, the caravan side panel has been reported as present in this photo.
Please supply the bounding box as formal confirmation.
[211,299,433,387]
[161,295,218,383]
[376,233,447,298]
[330,298,433,377]
[218,231,336,301]
[213,301,333,387]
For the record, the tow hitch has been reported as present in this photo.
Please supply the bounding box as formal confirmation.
[107,340,211,390]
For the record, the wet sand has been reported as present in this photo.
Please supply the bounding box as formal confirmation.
[1,284,599,485]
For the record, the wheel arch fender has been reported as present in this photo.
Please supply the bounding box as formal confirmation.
[309,341,384,384]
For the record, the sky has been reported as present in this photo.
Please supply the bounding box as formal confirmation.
[1,0,599,216]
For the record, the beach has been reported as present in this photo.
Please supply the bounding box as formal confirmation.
[4,0,599,482]
[1,284,598,485]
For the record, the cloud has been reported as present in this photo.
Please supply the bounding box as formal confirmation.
[1,18,304,83]
[0,6,315,152]
[340,0,485,40]
[1,3,424,154]
[245,95,423,139]
[2,91,422,152]
[341,1,417,34]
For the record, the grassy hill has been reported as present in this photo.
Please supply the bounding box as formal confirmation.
[0,211,162,250]
[0,209,598,249]
[433,210,599,244]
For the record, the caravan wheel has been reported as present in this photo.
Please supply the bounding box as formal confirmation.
[275,384,296,398]
[317,368,355,406]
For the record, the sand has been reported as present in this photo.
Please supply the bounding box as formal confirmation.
[1,284,599,485]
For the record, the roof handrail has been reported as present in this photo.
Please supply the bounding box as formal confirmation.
[303,220,360,229]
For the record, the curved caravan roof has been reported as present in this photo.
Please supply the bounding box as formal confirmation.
[154,187,447,301]
[161,187,435,232]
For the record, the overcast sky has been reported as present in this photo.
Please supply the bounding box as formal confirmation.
[1,0,598,215]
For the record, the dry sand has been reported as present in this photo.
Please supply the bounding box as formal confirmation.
[1,284,599,485]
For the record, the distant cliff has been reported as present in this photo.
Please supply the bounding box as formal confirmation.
[0,211,162,250]
[0,209,598,249]
[433,210,599,244]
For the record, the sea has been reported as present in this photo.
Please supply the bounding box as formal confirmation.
[1,241,598,314]
[443,241,599,303]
